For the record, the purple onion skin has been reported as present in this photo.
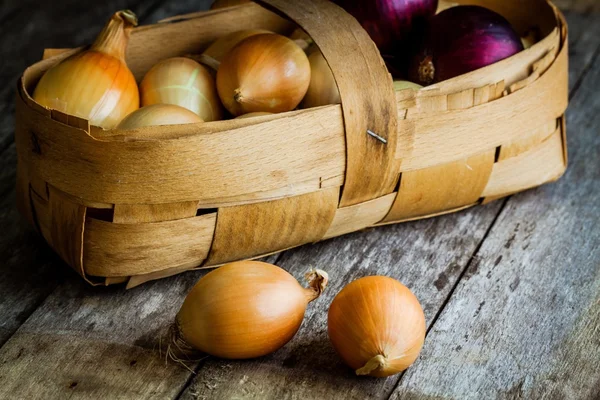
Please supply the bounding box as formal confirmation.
[409,6,524,85]
[332,0,439,54]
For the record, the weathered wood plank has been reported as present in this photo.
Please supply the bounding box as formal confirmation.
[0,273,203,399]
[178,202,503,399]
[0,145,67,347]
[554,0,600,13]
[566,12,600,92]
[391,27,600,400]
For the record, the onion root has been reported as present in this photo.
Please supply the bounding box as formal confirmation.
[162,322,206,372]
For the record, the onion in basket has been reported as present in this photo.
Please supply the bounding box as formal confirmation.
[140,57,223,122]
[332,0,439,54]
[168,261,328,360]
[409,6,524,85]
[217,33,311,116]
[116,104,203,130]
[33,10,139,129]
[328,276,426,377]
[301,50,341,109]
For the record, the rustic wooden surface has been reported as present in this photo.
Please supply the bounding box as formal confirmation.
[0,1,599,400]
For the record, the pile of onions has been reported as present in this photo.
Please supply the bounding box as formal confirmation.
[171,261,328,360]
[33,10,139,129]
[217,33,311,116]
[116,104,203,130]
[328,276,426,377]
[140,57,223,122]
[332,0,439,54]
[301,50,341,109]
[409,6,524,85]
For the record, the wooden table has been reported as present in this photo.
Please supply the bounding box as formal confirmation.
[0,1,598,399]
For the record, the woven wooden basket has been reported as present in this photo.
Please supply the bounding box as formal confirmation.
[15,0,568,288]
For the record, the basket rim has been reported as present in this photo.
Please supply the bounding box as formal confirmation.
[17,0,566,141]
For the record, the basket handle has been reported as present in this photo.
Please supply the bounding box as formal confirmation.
[255,0,400,207]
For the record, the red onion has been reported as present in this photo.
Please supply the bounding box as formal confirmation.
[332,0,439,54]
[409,6,524,85]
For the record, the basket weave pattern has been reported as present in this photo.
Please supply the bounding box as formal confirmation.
[15,0,568,287]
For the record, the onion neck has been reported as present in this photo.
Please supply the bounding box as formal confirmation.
[233,88,245,104]
[418,56,435,85]
[356,354,388,376]
[303,269,329,302]
[91,10,138,61]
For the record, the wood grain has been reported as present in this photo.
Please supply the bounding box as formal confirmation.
[383,150,495,223]
[207,188,339,265]
[391,24,600,400]
[84,213,217,277]
[0,273,205,399]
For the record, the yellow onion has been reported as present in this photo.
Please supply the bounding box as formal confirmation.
[301,51,340,109]
[140,57,223,122]
[202,29,271,64]
[116,104,203,130]
[393,80,423,91]
[172,261,328,359]
[210,0,250,9]
[328,276,426,377]
[235,112,273,119]
[33,10,139,129]
[217,33,311,116]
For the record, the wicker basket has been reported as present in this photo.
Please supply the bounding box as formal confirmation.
[15,0,568,288]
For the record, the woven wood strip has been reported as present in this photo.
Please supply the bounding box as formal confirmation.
[84,213,217,277]
[47,187,87,281]
[482,127,566,198]
[396,38,568,172]
[383,150,495,223]
[113,202,199,224]
[256,0,400,207]
[205,187,339,265]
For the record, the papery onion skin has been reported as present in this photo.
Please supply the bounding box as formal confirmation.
[33,10,139,129]
[217,33,311,116]
[176,261,328,359]
[332,0,438,54]
[116,104,203,130]
[328,276,426,378]
[203,29,272,63]
[301,51,341,109]
[140,57,223,122]
[409,6,524,85]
